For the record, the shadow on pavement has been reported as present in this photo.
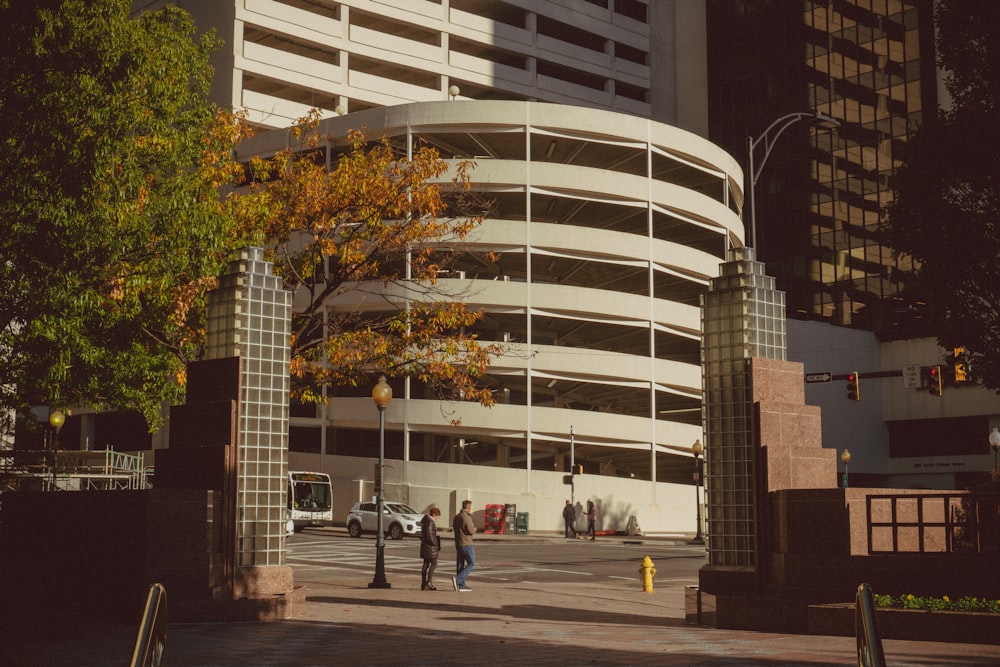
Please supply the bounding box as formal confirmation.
[306,593,690,629]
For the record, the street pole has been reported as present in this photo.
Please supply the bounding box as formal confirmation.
[570,425,575,505]
[369,376,392,589]
[691,440,704,544]
[747,111,840,250]
[48,409,65,491]
[989,428,1000,473]
[841,449,851,488]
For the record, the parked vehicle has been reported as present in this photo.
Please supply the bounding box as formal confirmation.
[346,501,423,540]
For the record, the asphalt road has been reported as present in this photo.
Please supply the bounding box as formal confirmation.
[287,528,706,589]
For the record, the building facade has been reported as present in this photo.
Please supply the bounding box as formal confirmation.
[137,0,707,135]
[121,0,995,492]
[706,0,999,487]
[706,0,935,335]
[123,1,737,487]
[241,100,743,482]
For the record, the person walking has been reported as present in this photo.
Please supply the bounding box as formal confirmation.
[420,506,442,590]
[452,499,476,591]
[562,499,579,539]
[585,499,597,540]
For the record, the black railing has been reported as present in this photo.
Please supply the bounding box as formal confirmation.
[130,583,167,667]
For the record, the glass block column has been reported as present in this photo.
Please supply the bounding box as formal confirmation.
[700,247,785,569]
[206,247,291,567]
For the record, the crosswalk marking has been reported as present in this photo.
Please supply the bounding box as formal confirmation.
[289,544,597,581]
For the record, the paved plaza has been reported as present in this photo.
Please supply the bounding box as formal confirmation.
[3,533,998,666]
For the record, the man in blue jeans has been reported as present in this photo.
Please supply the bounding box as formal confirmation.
[452,499,477,591]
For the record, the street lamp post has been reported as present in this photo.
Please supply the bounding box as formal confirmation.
[691,440,704,545]
[48,409,65,490]
[989,428,1000,473]
[369,375,393,589]
[841,449,851,488]
[747,110,840,250]
[570,425,575,505]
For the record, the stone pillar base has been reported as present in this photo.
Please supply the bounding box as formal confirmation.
[226,565,298,622]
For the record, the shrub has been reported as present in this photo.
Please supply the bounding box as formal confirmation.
[874,593,1000,614]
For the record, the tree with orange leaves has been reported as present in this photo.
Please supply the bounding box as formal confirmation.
[232,116,504,409]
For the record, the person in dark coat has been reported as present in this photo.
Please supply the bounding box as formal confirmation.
[585,499,597,540]
[452,500,476,591]
[563,499,578,538]
[420,506,442,590]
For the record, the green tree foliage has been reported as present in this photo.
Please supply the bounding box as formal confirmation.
[0,1,501,438]
[883,0,1000,390]
[0,0,250,429]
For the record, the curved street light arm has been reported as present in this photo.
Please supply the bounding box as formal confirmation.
[746,110,840,250]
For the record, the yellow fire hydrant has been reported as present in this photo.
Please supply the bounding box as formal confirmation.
[639,555,656,593]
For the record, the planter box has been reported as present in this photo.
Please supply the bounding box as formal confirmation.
[809,603,1000,645]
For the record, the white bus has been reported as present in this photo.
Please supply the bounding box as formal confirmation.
[288,471,333,532]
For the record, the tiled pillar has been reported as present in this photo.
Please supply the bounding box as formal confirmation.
[206,247,292,568]
[700,247,786,570]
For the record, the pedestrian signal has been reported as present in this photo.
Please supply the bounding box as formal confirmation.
[846,372,860,401]
[572,464,583,475]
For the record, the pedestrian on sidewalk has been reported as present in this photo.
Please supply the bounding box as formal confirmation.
[563,499,579,539]
[420,506,442,590]
[585,499,597,540]
[452,499,476,591]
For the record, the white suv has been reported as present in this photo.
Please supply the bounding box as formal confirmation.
[346,501,424,540]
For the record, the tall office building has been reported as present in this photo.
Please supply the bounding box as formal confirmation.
[706,0,936,335]
[706,2,1000,489]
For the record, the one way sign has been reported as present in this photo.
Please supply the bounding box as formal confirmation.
[805,372,832,383]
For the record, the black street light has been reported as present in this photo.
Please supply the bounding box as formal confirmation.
[691,439,704,545]
[48,409,65,490]
[747,110,840,250]
[841,449,851,488]
[989,428,1000,473]
[369,375,392,589]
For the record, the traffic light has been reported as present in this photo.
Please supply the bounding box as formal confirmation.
[952,347,968,383]
[846,372,860,401]
[572,464,583,476]
[927,365,943,396]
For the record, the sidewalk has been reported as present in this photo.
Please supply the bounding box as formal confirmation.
[4,545,998,667]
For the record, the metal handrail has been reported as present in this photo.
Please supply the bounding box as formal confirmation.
[130,583,167,667]
[855,583,886,667]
